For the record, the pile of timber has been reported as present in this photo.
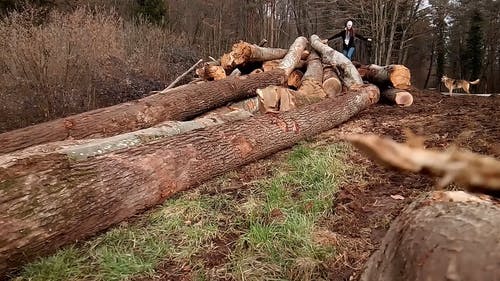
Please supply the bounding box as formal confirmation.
[0,35,414,278]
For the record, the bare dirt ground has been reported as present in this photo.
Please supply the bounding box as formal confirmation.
[138,89,500,281]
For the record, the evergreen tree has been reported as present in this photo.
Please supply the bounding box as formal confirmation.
[465,9,484,80]
[136,0,167,25]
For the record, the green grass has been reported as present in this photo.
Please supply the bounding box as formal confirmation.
[16,142,356,281]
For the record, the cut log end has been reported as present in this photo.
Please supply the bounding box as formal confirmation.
[394,92,413,106]
[389,65,411,89]
[381,89,414,107]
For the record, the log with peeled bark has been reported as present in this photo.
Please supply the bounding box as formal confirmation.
[0,84,380,277]
[310,34,363,88]
[221,41,289,71]
[360,190,500,281]
[381,88,414,107]
[323,66,342,97]
[0,69,287,155]
[358,64,411,90]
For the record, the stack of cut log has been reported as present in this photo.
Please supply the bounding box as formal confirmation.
[0,35,406,277]
[196,35,413,116]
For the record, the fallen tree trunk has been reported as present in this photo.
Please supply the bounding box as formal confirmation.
[381,88,414,107]
[360,190,500,281]
[310,34,363,88]
[9,110,253,160]
[0,69,287,155]
[358,64,411,90]
[0,85,380,277]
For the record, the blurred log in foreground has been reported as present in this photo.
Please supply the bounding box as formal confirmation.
[360,190,500,281]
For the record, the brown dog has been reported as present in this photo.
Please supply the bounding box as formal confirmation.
[441,75,480,96]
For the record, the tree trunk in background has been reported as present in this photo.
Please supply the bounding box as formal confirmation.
[0,85,380,278]
[361,191,500,281]
[385,0,399,65]
[424,42,435,89]
[0,70,287,154]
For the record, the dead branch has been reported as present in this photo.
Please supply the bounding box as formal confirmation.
[343,134,500,197]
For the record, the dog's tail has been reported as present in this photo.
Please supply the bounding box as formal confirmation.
[470,79,480,85]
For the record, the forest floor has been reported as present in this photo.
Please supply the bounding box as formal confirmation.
[16,90,499,281]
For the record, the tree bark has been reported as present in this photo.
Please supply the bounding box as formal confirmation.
[198,97,261,117]
[0,69,287,155]
[0,85,380,277]
[310,34,363,88]
[358,64,411,90]
[361,191,500,281]
[381,88,414,107]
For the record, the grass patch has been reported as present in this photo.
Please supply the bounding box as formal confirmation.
[16,142,356,281]
[229,143,351,281]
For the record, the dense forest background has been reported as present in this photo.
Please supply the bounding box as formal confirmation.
[0,0,498,131]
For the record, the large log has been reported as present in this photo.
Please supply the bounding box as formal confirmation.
[381,88,414,107]
[358,64,411,90]
[360,191,500,281]
[0,85,380,277]
[0,69,287,155]
[310,34,363,88]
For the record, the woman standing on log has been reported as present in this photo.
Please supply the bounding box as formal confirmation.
[326,20,371,60]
